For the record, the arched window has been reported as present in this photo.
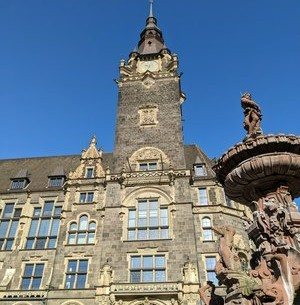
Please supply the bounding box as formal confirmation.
[202,217,213,241]
[67,215,96,244]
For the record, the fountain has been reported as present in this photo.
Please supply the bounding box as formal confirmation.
[210,93,300,305]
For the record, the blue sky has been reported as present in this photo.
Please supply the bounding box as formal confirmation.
[0,1,300,203]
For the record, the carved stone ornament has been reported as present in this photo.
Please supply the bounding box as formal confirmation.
[128,147,171,171]
[138,105,158,127]
[182,259,197,283]
[69,136,105,179]
[99,263,113,286]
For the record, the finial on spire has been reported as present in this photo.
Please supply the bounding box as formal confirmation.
[149,0,153,17]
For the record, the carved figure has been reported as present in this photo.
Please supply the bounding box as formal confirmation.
[183,259,197,283]
[99,263,113,286]
[213,226,241,272]
[199,282,224,305]
[241,93,262,139]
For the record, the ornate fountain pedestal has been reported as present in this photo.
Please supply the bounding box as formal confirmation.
[211,94,300,305]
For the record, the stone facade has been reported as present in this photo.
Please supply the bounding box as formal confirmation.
[0,7,252,305]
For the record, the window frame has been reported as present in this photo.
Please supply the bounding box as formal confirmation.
[67,215,96,245]
[194,164,207,177]
[20,262,45,290]
[0,203,21,250]
[25,201,62,250]
[127,198,169,241]
[65,259,89,289]
[85,167,94,179]
[201,217,213,241]
[129,254,166,283]
[198,188,208,206]
[10,178,28,190]
[79,192,94,204]
[205,256,218,286]
[48,176,64,187]
[138,161,158,171]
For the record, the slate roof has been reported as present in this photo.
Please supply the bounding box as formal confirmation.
[0,145,214,193]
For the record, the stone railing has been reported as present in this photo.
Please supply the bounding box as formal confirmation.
[111,282,182,295]
[1,289,46,300]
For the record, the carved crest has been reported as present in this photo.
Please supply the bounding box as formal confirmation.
[138,105,158,127]
[128,147,171,171]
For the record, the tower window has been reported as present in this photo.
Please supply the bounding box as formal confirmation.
[201,217,213,241]
[205,256,218,285]
[128,199,168,240]
[21,263,44,290]
[199,188,208,205]
[139,161,158,171]
[79,192,94,203]
[130,254,166,283]
[194,164,207,177]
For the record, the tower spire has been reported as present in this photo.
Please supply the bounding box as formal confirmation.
[137,0,165,55]
[149,0,153,17]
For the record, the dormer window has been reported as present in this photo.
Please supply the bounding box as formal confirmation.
[48,176,64,187]
[194,164,207,177]
[86,168,94,179]
[139,161,158,171]
[10,178,28,190]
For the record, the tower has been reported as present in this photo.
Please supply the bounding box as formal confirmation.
[113,3,186,172]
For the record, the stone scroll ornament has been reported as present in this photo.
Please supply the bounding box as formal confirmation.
[209,93,300,305]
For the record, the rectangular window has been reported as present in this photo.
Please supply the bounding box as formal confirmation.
[205,256,218,285]
[48,176,64,187]
[194,164,207,176]
[86,168,94,179]
[139,162,158,171]
[127,199,169,240]
[25,201,61,250]
[79,192,94,203]
[65,259,88,289]
[0,203,21,250]
[199,188,208,205]
[10,179,27,189]
[130,255,166,283]
[21,263,44,290]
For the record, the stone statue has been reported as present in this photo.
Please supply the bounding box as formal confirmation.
[241,93,262,140]
[99,263,113,286]
[183,259,197,283]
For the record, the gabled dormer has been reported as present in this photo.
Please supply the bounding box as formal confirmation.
[69,136,105,181]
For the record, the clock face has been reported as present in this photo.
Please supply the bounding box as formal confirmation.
[138,60,159,73]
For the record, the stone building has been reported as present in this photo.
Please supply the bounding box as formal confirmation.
[0,5,252,305]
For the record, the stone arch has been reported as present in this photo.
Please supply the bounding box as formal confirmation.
[128,299,168,305]
[61,301,85,305]
[128,147,171,171]
[122,186,173,208]
[13,302,33,305]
